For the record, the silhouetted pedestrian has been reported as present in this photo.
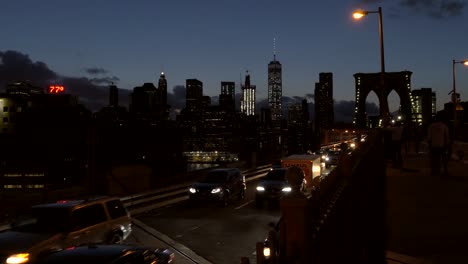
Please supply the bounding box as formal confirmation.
[401,123,410,155]
[427,113,450,176]
[387,122,404,168]
[414,125,423,154]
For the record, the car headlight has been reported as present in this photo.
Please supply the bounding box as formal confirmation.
[282,187,292,192]
[7,253,30,264]
[256,186,265,191]
[211,187,222,194]
[189,188,197,193]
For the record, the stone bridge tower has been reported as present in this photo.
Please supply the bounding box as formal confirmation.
[353,71,413,128]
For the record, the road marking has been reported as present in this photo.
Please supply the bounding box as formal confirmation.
[235,200,253,210]
[133,219,213,264]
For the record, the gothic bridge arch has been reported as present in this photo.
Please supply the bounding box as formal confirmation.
[353,71,413,128]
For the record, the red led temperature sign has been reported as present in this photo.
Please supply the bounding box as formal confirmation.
[49,85,65,94]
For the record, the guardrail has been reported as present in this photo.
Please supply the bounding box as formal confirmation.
[0,165,272,233]
[122,165,272,215]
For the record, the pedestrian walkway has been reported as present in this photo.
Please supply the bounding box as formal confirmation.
[385,141,468,264]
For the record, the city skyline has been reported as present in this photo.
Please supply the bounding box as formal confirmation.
[0,0,467,115]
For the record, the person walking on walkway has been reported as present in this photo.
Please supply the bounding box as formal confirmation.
[427,113,450,176]
[387,122,404,168]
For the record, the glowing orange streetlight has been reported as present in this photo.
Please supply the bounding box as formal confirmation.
[352,11,366,19]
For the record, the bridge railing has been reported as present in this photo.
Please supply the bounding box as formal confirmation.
[255,129,387,264]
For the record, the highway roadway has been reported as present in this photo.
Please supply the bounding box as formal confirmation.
[126,176,282,264]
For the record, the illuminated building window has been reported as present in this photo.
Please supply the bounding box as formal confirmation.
[4,173,21,177]
[25,173,45,177]
[25,184,44,189]
[4,184,22,189]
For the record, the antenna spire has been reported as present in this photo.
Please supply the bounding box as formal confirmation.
[273,37,276,61]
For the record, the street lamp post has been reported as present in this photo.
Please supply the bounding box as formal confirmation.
[451,59,468,126]
[353,6,390,127]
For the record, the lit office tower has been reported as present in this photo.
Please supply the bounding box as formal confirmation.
[186,79,203,111]
[220,81,236,112]
[268,54,282,123]
[411,88,436,126]
[241,71,256,116]
[314,72,334,130]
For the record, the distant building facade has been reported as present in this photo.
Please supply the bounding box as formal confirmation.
[220,81,236,112]
[186,79,204,111]
[157,72,168,107]
[240,72,256,116]
[286,100,310,154]
[0,81,91,190]
[315,72,334,131]
[268,55,282,125]
[129,72,170,121]
[109,83,119,107]
[411,88,436,126]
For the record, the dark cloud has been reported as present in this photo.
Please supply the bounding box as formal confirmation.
[359,0,384,3]
[0,50,124,112]
[334,100,379,123]
[0,50,58,88]
[167,85,186,118]
[400,0,465,18]
[167,85,186,109]
[356,0,465,18]
[90,76,120,85]
[85,67,108,75]
[257,97,269,111]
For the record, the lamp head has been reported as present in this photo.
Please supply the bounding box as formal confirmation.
[353,10,367,19]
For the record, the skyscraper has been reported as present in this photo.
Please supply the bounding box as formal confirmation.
[109,83,118,107]
[130,82,157,114]
[158,72,167,107]
[411,88,436,126]
[220,81,235,112]
[240,71,256,116]
[186,79,203,111]
[315,72,334,130]
[268,54,282,124]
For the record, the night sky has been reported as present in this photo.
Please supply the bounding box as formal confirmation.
[0,0,467,121]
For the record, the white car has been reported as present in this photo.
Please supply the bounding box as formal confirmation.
[0,196,132,264]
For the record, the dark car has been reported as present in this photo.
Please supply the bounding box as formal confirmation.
[0,196,132,264]
[255,168,306,207]
[32,244,174,264]
[325,150,341,167]
[270,160,282,170]
[188,168,246,206]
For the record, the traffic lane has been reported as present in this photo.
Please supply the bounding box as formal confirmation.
[137,178,282,264]
[125,222,207,264]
